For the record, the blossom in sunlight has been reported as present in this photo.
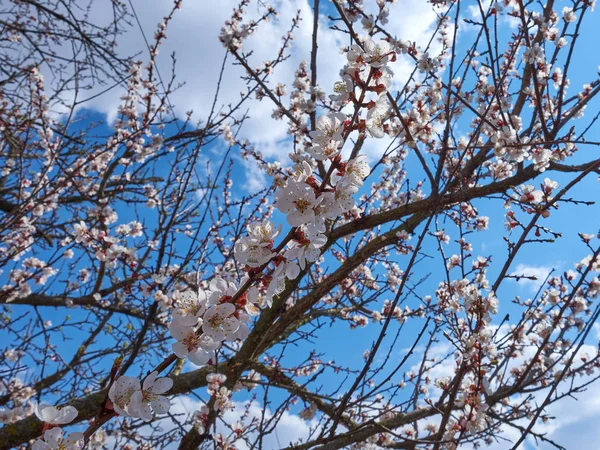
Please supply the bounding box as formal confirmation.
[365,96,389,138]
[172,289,209,324]
[274,180,322,227]
[35,403,78,425]
[202,303,241,341]
[350,39,393,68]
[318,184,359,219]
[522,43,545,64]
[128,371,172,421]
[309,112,346,146]
[563,6,576,22]
[329,75,353,104]
[233,242,272,269]
[234,221,278,267]
[108,376,141,417]
[343,156,371,187]
[32,428,84,450]
[0,405,32,424]
[285,228,327,270]
[206,277,239,305]
[169,321,219,366]
[446,254,461,270]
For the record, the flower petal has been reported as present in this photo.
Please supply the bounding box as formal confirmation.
[139,402,153,422]
[150,396,171,415]
[235,322,250,340]
[143,371,158,391]
[210,277,227,293]
[217,303,235,315]
[44,427,63,446]
[57,406,78,424]
[188,349,210,366]
[172,342,189,359]
[64,431,84,447]
[40,406,60,423]
[127,390,143,418]
[31,440,51,450]
[150,377,173,394]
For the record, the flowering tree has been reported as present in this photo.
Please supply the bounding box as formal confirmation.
[1,0,600,449]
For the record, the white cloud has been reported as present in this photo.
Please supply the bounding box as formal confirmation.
[39,0,444,183]
[239,157,268,192]
[406,333,600,450]
[143,396,317,450]
[26,0,463,194]
[120,336,598,449]
[510,263,554,292]
[223,400,318,449]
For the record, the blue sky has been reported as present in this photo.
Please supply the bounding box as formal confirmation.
[2,0,600,448]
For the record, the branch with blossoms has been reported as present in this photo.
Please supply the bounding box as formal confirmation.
[2,0,600,450]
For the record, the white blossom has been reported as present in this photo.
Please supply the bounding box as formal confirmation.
[32,428,84,450]
[35,404,78,425]
[128,371,172,421]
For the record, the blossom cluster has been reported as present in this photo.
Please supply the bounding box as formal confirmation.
[192,373,236,435]
[219,0,277,51]
[0,57,168,304]
[0,378,35,424]
[108,371,172,421]
[31,404,82,450]
[231,38,397,313]
[167,278,251,366]
[2,1,599,449]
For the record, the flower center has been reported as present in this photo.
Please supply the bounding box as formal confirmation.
[142,390,157,402]
[182,298,200,315]
[334,82,347,93]
[183,333,200,350]
[294,199,311,212]
[209,314,225,330]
